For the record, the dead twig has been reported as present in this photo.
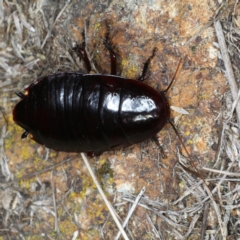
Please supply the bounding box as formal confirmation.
[202,167,240,177]
[80,153,129,240]
[41,0,71,49]
[214,20,240,128]
[114,187,145,240]
[200,202,209,240]
[51,172,60,235]
[6,157,73,184]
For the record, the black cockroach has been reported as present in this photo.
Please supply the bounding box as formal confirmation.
[13,25,195,170]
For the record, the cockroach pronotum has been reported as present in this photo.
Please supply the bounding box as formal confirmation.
[13,24,198,175]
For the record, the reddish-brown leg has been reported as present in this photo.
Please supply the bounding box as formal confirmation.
[103,23,117,75]
[73,43,92,73]
[138,47,158,82]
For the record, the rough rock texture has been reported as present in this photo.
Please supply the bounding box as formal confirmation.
[1,0,238,239]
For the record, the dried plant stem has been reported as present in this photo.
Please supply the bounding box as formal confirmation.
[202,167,240,177]
[203,184,227,239]
[214,20,240,127]
[200,202,209,240]
[184,20,214,46]
[114,186,146,240]
[9,157,72,183]
[80,153,129,240]
[146,213,161,239]
[51,172,59,234]
[41,0,71,49]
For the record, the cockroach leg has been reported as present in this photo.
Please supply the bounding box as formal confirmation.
[103,22,117,75]
[73,28,92,73]
[21,130,29,139]
[73,44,92,73]
[15,91,26,99]
[139,47,158,82]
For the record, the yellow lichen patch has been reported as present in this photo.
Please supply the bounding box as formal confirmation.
[21,235,46,240]
[69,174,95,201]
[79,229,101,240]
[98,158,106,166]
[179,181,185,189]
[121,58,128,68]
[49,151,57,158]
[20,145,33,160]
[121,58,129,78]
[121,58,138,79]
[58,218,78,238]
[186,139,193,145]
[198,93,210,101]
[94,22,101,31]
[15,169,24,179]
[33,156,42,165]
[4,117,20,150]
[184,131,191,136]
[4,137,15,150]
[127,64,138,78]
[93,52,100,63]
[19,179,32,190]
[86,198,108,223]
[6,115,15,131]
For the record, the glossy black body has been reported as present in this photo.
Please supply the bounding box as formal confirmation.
[13,72,170,152]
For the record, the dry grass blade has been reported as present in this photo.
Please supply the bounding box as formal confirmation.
[80,153,129,240]
[41,0,71,48]
[203,185,227,239]
[170,106,189,115]
[215,20,240,127]
[200,202,209,240]
[203,167,240,176]
[114,186,145,240]
[51,172,59,235]
[7,157,72,183]
[146,213,161,239]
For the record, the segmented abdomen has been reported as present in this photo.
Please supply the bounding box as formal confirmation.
[21,72,167,152]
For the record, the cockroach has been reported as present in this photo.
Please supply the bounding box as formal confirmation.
[13,25,197,174]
